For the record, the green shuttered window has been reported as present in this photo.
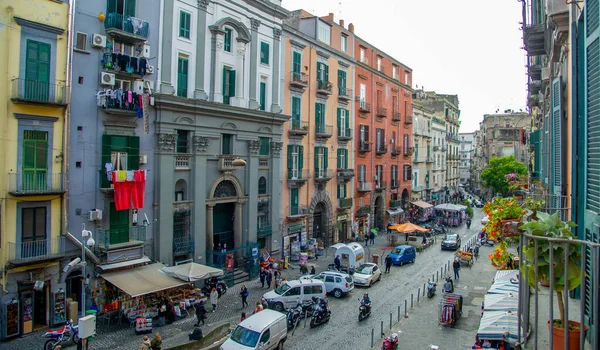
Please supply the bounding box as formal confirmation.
[177,57,188,97]
[259,137,270,156]
[224,28,232,52]
[23,130,49,191]
[223,67,236,104]
[260,82,266,111]
[25,40,51,102]
[260,42,269,65]
[179,11,191,39]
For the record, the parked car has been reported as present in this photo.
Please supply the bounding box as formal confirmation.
[472,199,484,208]
[221,309,287,350]
[311,271,354,298]
[441,234,461,251]
[389,245,416,266]
[262,279,326,312]
[352,263,382,287]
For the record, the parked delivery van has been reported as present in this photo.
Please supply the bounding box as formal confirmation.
[262,279,326,311]
[221,309,287,350]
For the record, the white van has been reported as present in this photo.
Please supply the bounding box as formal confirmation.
[262,279,326,312]
[221,309,287,350]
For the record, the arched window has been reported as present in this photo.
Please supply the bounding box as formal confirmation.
[258,177,267,194]
[175,179,187,201]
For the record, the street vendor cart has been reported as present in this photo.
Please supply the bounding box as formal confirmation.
[455,250,474,269]
[330,242,365,273]
[439,293,463,327]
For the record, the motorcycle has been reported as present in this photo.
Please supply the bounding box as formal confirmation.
[43,319,79,350]
[427,280,437,298]
[287,303,310,330]
[309,298,331,328]
[382,333,399,350]
[442,276,454,293]
[358,299,371,321]
[201,277,227,297]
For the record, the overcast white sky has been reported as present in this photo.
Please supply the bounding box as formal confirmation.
[282,0,528,133]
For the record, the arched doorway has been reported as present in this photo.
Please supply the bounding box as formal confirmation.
[308,190,334,245]
[401,189,410,210]
[312,202,326,240]
[212,180,237,251]
[374,195,384,230]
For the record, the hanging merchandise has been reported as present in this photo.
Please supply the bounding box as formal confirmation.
[131,170,146,209]
[142,93,150,134]
[112,170,147,210]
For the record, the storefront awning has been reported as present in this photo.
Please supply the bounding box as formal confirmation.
[97,256,151,271]
[386,208,404,216]
[101,263,189,297]
[287,224,305,233]
[410,200,433,209]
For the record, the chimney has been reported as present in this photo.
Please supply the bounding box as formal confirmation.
[339,19,344,28]
[348,23,354,32]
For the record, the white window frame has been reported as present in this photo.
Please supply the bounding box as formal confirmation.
[317,21,331,45]
[392,65,397,79]
[317,148,325,177]
[377,57,382,71]
[360,47,366,63]
[340,34,348,52]
[291,146,299,179]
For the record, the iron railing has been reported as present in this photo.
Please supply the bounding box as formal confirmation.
[338,87,352,99]
[359,100,371,113]
[315,124,333,138]
[404,115,413,124]
[338,197,353,209]
[376,106,388,117]
[376,144,388,154]
[314,169,335,181]
[358,181,372,192]
[96,226,146,249]
[289,120,309,135]
[11,78,67,106]
[524,192,571,222]
[257,222,272,238]
[8,172,65,195]
[289,205,309,217]
[7,237,65,263]
[173,236,194,256]
[287,169,310,182]
[338,127,353,140]
[392,111,401,122]
[359,142,372,152]
[390,200,402,208]
[206,243,260,285]
[317,80,332,94]
[290,71,308,86]
[391,146,402,156]
[104,12,149,38]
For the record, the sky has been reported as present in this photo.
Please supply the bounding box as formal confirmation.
[282,0,528,133]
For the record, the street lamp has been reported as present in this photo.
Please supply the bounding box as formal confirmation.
[81,228,95,315]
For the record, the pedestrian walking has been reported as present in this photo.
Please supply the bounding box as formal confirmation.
[150,333,162,350]
[194,301,207,326]
[139,336,151,350]
[300,264,308,275]
[453,259,461,280]
[384,255,393,273]
[240,284,249,307]
[274,270,282,288]
[364,233,369,246]
[310,265,316,275]
[369,231,375,245]
[253,301,264,314]
[259,268,266,288]
[334,255,341,271]
[265,269,272,289]
[210,288,219,312]
[405,232,409,243]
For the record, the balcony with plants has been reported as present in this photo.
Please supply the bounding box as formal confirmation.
[289,120,309,137]
[404,146,415,157]
[317,80,333,95]
[391,146,402,156]
[290,71,308,89]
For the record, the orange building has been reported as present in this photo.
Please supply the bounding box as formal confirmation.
[349,24,414,236]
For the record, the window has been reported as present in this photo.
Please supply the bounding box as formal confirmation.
[377,56,382,71]
[287,145,303,179]
[22,130,49,191]
[392,65,397,79]
[359,125,369,145]
[337,183,347,199]
[290,188,299,214]
[21,207,47,256]
[259,137,269,156]
[325,275,335,283]
[315,103,326,132]
[176,130,188,153]
[222,67,236,104]
[405,71,409,85]
[177,56,188,97]
[258,177,267,194]
[376,128,385,151]
[224,28,232,52]
[260,42,270,65]
[404,134,409,150]
[101,134,140,187]
[291,96,301,128]
[107,0,135,16]
[391,165,398,185]
[75,32,87,51]
[222,134,233,155]
[179,11,191,39]
[403,165,412,181]
[317,62,329,85]
[259,81,267,111]
[359,83,366,102]
[314,146,328,176]
[360,47,366,63]
[317,21,331,45]
[25,40,51,101]
[337,108,349,137]
[376,165,383,185]
[259,329,270,344]
[358,164,367,183]
[337,148,348,169]
[340,34,348,52]
[338,69,347,95]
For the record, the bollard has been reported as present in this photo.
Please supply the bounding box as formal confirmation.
[304,311,308,328]
[398,305,401,322]
[404,299,408,318]
[423,283,426,297]
[418,288,420,302]
[411,293,414,308]
[436,270,439,282]
[371,328,374,349]
[389,312,392,329]
[432,274,435,282]
[444,265,447,274]
[380,320,384,338]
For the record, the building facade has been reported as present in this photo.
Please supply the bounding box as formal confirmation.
[411,102,433,201]
[152,0,289,268]
[0,0,69,336]
[459,133,474,186]
[280,11,356,254]
[430,113,447,204]
[351,23,413,234]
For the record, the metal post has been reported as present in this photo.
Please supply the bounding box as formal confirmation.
[404,299,408,318]
[380,320,383,338]
[423,283,426,297]
[304,311,308,328]
[417,288,420,302]
[411,293,413,309]
[436,270,439,282]
[389,312,392,329]
[81,229,86,316]
[371,328,374,348]
[398,305,400,322]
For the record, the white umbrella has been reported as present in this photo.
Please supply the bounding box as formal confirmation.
[488,280,519,294]
[494,269,519,283]
[162,262,223,282]
[483,293,519,311]
[434,203,462,212]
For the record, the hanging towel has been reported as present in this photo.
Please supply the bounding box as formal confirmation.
[131,170,146,209]
[117,170,127,181]
[126,170,135,181]
[112,172,132,210]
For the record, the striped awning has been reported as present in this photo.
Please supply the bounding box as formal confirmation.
[483,293,519,311]
[487,280,519,295]
[477,311,520,343]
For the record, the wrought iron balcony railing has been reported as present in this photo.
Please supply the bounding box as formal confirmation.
[8,172,66,196]
[7,237,66,264]
[104,12,150,41]
[11,78,67,107]
[289,120,309,136]
[97,226,146,249]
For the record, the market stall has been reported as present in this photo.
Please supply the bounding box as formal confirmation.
[439,293,463,327]
[482,293,518,312]
[331,242,365,272]
[492,269,519,283]
[477,310,521,347]
[434,203,467,226]
[487,280,519,295]
[162,262,223,282]
[409,200,434,223]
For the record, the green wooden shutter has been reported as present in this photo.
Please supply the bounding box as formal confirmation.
[124,0,136,16]
[177,57,188,97]
[315,103,322,131]
[229,70,236,99]
[25,40,50,101]
[128,136,140,169]
[551,77,563,200]
[345,109,350,129]
[316,62,322,80]
[292,97,300,125]
[324,64,329,82]
[260,42,269,64]
[260,82,266,110]
[292,51,301,73]
[22,130,48,191]
[337,108,342,132]
[298,145,304,170]
[344,149,348,168]
[222,67,227,103]
[101,134,113,170]
[224,28,232,52]
[314,147,319,172]
[324,147,329,169]
[107,0,117,13]
[179,11,190,38]
[336,149,342,168]
[287,145,293,179]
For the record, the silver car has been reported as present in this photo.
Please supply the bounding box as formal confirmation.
[352,263,382,287]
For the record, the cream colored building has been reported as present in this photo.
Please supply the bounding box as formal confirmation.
[411,103,434,201]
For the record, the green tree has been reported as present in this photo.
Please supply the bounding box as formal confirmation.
[480,155,527,195]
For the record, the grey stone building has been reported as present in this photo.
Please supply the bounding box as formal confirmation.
[459,133,474,186]
[153,0,289,268]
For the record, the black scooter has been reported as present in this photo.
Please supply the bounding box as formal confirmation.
[427,280,437,298]
[287,303,310,330]
[358,299,371,321]
[310,299,331,328]
[201,278,227,297]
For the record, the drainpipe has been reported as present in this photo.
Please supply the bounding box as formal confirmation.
[306,43,313,234]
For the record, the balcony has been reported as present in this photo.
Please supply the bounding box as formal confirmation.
[337,127,352,141]
[391,146,402,156]
[104,12,150,43]
[413,157,425,163]
[97,226,146,250]
[392,111,401,122]
[376,106,388,118]
[375,181,387,191]
[413,184,424,192]
[290,71,308,89]
[288,205,309,219]
[426,156,434,163]
[359,101,371,113]
[258,158,269,169]
[404,147,415,156]
[358,142,372,153]
[390,199,402,208]
[414,129,430,137]
[523,24,547,56]
[7,237,66,265]
[314,169,335,183]
[101,53,145,79]
[175,155,191,170]
[8,173,66,196]
[315,124,333,139]
[338,87,352,102]
[257,222,272,238]
[218,155,244,172]
[404,115,413,124]
[317,80,333,95]
[173,236,194,257]
[337,168,355,181]
[10,78,67,107]
[433,145,440,151]
[375,144,388,155]
[441,145,448,151]
[288,169,310,187]
[338,197,353,210]
[390,179,399,188]
[289,120,309,136]
[357,181,372,192]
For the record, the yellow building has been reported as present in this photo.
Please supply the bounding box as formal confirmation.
[0,0,69,336]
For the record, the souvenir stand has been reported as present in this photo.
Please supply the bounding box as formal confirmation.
[433,204,467,227]
[439,293,463,327]
[409,201,434,223]
[290,240,301,262]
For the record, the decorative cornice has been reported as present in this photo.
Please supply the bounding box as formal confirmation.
[251,18,261,30]
[14,17,64,35]
[242,0,290,20]
[316,50,330,59]
[157,133,177,152]
[248,140,261,155]
[339,61,350,68]
[270,141,283,157]
[358,74,368,80]
[376,82,384,87]
[289,39,306,50]
[14,113,59,122]
[209,25,226,35]
[197,0,210,10]
[193,136,210,153]
[273,28,282,41]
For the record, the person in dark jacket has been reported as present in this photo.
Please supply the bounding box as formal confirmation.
[310,265,316,275]
[334,255,341,271]
[265,269,272,289]
[150,333,162,350]
[240,284,249,308]
[259,268,266,288]
[384,255,393,273]
[194,301,207,326]
[369,231,375,245]
[453,259,461,279]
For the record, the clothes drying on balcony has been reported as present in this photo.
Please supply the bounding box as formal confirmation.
[108,169,147,210]
[97,89,149,118]
[102,52,148,75]
[128,17,145,35]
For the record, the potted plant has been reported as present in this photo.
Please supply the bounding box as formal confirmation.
[520,212,587,350]
[483,197,525,241]
[524,198,545,221]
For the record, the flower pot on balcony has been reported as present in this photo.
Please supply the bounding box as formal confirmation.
[500,219,521,237]
[548,320,588,350]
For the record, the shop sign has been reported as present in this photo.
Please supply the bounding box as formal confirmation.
[226,253,234,270]
[337,214,348,221]
[251,248,259,257]
[356,205,371,217]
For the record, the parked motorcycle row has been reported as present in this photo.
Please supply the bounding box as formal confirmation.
[286,296,331,331]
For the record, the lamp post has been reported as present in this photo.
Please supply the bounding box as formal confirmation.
[81,228,95,315]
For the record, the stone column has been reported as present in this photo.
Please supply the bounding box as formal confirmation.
[159,0,175,94]
[234,201,243,249]
[247,141,260,244]
[206,204,214,251]
[248,18,260,109]
[269,141,283,255]
[194,1,209,100]
[270,28,282,113]
[233,43,246,107]
[192,138,209,263]
[156,133,177,265]
[209,27,225,102]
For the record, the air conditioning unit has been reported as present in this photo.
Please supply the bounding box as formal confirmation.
[100,72,115,86]
[144,79,154,91]
[139,154,148,165]
[88,209,103,221]
[92,33,107,48]
[541,66,551,81]
[133,80,144,93]
[142,44,151,58]
[147,65,155,74]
